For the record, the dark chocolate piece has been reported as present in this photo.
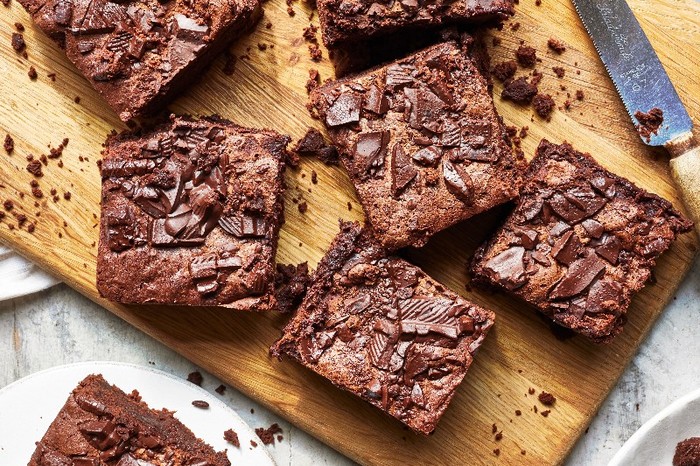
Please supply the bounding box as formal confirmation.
[29,374,230,466]
[471,140,692,343]
[271,222,495,435]
[17,0,261,121]
[96,115,289,310]
[309,41,524,249]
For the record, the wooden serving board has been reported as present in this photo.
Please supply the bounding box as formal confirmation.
[1,0,699,464]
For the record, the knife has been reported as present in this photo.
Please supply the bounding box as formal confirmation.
[572,0,700,237]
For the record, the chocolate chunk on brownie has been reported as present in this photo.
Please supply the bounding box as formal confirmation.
[271,221,495,435]
[96,115,289,310]
[317,0,513,48]
[674,437,700,466]
[29,374,230,466]
[471,140,692,343]
[309,41,524,249]
[17,0,261,121]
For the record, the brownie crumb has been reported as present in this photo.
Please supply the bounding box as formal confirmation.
[265,22,272,29]
[14,22,24,31]
[502,77,538,104]
[27,223,35,233]
[493,448,501,457]
[547,37,566,54]
[224,429,240,448]
[495,432,503,441]
[63,191,71,200]
[187,371,203,386]
[492,423,498,434]
[311,170,318,184]
[32,187,43,198]
[521,450,527,455]
[11,33,25,52]
[515,410,522,416]
[28,66,37,80]
[250,440,258,448]
[277,435,283,442]
[535,0,541,4]
[275,262,310,313]
[576,89,585,101]
[533,94,555,118]
[519,126,529,139]
[4,134,14,154]
[530,69,543,86]
[516,45,537,68]
[74,96,81,104]
[347,202,352,211]
[303,24,318,42]
[538,391,556,406]
[552,66,565,78]
[541,410,551,417]
[306,68,320,93]
[308,43,322,62]
[293,128,339,165]
[27,160,43,177]
[223,52,237,76]
[634,107,664,142]
[255,423,283,445]
[191,400,209,409]
[298,201,308,214]
[528,388,535,395]
[215,384,226,395]
[492,60,517,83]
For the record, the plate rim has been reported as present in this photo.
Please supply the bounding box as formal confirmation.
[608,386,700,466]
[0,360,276,466]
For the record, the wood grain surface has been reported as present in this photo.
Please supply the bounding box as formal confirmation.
[1,0,699,464]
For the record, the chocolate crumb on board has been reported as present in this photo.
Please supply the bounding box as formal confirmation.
[306,68,320,93]
[11,32,26,52]
[274,262,310,313]
[311,170,318,184]
[495,432,503,441]
[223,52,237,76]
[27,223,35,233]
[552,66,565,78]
[298,201,308,213]
[277,435,283,442]
[74,96,81,104]
[48,72,57,81]
[4,134,13,154]
[347,202,352,211]
[541,410,551,417]
[515,409,522,416]
[308,43,322,62]
[536,0,541,5]
[492,423,498,434]
[502,77,538,104]
[519,126,529,138]
[538,391,556,406]
[303,24,318,42]
[533,94,555,118]
[548,37,566,54]
[192,400,210,409]
[255,423,283,445]
[250,440,258,448]
[635,107,664,142]
[215,384,226,395]
[287,5,294,16]
[28,66,38,80]
[27,160,42,177]
[63,191,71,200]
[516,45,537,68]
[521,450,527,455]
[15,22,24,31]
[493,448,501,456]
[224,429,240,448]
[576,89,585,101]
[187,371,203,386]
[492,60,517,83]
[293,128,339,165]
[528,387,536,395]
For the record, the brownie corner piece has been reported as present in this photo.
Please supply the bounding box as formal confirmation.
[29,374,231,466]
[470,139,692,343]
[18,0,261,121]
[309,41,523,249]
[271,221,495,435]
[96,115,289,310]
[317,0,514,48]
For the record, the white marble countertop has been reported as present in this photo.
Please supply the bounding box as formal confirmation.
[1,259,699,465]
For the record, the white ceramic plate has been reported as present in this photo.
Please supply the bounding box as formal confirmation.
[0,245,60,301]
[0,361,275,465]
[609,387,700,466]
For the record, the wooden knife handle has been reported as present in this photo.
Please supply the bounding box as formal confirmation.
[667,131,700,238]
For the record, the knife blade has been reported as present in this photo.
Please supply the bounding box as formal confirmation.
[573,0,700,238]
[571,0,693,146]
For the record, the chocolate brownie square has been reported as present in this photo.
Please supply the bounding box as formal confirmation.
[309,41,524,249]
[271,221,495,435]
[17,0,261,121]
[471,140,692,343]
[96,115,289,310]
[317,0,513,48]
[29,374,230,465]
